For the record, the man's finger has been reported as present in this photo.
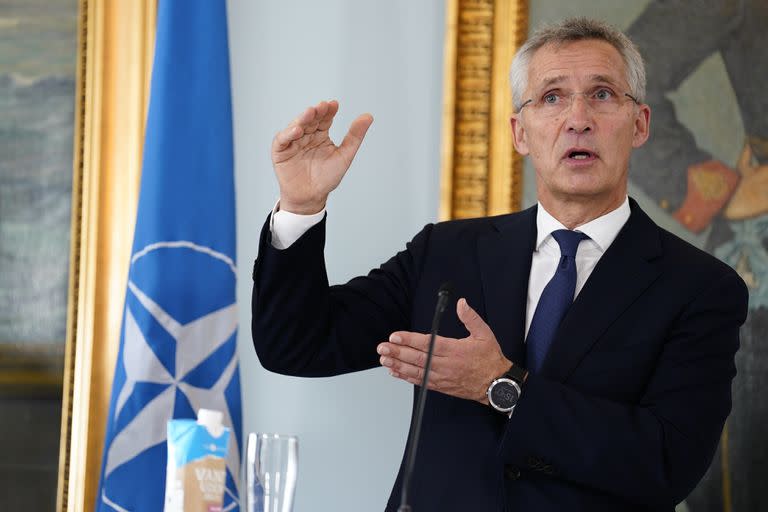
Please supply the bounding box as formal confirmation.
[456,298,494,340]
[381,356,424,380]
[388,331,428,350]
[338,113,373,164]
[272,124,304,152]
[302,100,330,133]
[295,104,319,130]
[317,100,340,131]
[388,331,452,356]
[386,362,445,387]
[272,104,320,152]
[378,342,428,368]
[313,99,330,119]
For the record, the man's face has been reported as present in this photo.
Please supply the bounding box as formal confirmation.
[510,39,650,209]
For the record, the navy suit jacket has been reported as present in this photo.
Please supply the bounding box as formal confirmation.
[251,199,748,511]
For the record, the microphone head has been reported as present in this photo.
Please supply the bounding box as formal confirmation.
[438,281,454,299]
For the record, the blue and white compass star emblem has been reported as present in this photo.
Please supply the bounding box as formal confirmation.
[102,241,240,502]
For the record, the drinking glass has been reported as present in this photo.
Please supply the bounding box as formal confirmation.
[245,433,299,512]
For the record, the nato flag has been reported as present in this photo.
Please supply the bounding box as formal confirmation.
[96,1,242,510]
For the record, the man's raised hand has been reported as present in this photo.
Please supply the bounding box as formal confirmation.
[272,100,373,215]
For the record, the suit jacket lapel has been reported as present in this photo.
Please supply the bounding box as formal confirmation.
[540,199,664,381]
[477,206,537,365]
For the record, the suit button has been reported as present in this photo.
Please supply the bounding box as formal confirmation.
[542,464,560,476]
[504,465,521,480]
[525,455,542,469]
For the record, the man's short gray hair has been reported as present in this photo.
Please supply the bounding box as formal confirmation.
[509,17,646,111]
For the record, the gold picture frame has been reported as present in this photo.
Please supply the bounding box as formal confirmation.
[440,0,529,220]
[57,1,155,510]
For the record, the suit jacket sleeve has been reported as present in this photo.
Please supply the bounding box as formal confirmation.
[251,212,432,377]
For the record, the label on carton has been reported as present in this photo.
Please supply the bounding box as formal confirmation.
[164,418,230,512]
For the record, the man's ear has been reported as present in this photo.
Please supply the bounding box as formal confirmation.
[510,115,529,155]
[632,104,651,148]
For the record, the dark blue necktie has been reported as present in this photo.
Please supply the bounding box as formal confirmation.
[526,229,589,373]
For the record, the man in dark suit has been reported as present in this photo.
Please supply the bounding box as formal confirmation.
[252,18,748,511]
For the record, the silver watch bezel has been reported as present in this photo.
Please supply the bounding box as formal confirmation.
[487,377,521,413]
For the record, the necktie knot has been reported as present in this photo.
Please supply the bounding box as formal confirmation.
[551,229,588,258]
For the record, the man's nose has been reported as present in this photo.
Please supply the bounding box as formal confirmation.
[565,94,593,134]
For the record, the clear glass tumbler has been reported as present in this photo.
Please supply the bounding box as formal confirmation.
[245,433,299,512]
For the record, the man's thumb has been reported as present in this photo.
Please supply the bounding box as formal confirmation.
[339,114,373,162]
[457,298,493,340]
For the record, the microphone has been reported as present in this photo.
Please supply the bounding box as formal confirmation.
[398,282,454,512]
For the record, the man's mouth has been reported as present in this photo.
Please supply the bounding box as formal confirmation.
[564,148,597,160]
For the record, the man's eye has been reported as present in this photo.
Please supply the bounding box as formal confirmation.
[543,93,560,104]
[593,88,613,101]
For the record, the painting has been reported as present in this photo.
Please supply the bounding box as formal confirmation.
[0,0,77,509]
[625,2,767,511]
[0,1,77,395]
[444,0,766,510]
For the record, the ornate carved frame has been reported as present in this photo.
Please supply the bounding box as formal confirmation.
[440,0,529,220]
[57,1,155,510]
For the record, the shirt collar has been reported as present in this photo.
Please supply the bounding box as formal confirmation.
[535,196,630,253]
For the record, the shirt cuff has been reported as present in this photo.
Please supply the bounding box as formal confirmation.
[269,199,326,249]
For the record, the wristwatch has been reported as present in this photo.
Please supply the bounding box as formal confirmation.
[487,365,528,414]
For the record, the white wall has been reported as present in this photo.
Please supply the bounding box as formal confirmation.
[227,2,445,510]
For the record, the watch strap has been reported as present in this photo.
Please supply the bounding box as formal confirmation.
[503,364,528,386]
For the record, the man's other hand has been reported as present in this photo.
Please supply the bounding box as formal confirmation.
[377,298,512,404]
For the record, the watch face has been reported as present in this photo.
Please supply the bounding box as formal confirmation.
[490,379,520,410]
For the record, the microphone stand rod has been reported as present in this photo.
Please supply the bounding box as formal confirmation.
[398,286,451,512]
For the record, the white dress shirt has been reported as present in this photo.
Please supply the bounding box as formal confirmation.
[269,201,327,250]
[269,197,631,340]
[527,198,630,337]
